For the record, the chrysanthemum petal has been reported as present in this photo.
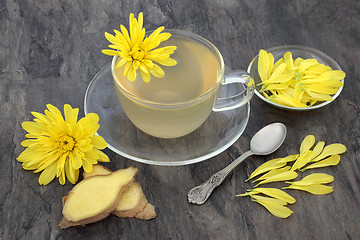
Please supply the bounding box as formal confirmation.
[251,194,287,205]
[84,150,99,165]
[64,104,78,126]
[59,169,66,185]
[17,147,44,162]
[311,143,347,162]
[304,88,334,101]
[158,32,171,42]
[82,158,93,173]
[246,159,287,181]
[21,121,44,135]
[291,150,314,171]
[148,63,165,78]
[250,187,296,204]
[156,57,177,66]
[276,154,299,163]
[65,158,77,184]
[284,184,333,195]
[38,161,57,185]
[46,104,62,119]
[22,161,39,170]
[255,171,298,187]
[102,49,119,56]
[253,200,293,218]
[115,58,128,68]
[258,50,271,81]
[34,153,59,173]
[140,69,151,83]
[72,149,83,169]
[78,138,93,152]
[283,52,294,70]
[90,135,107,149]
[299,135,316,155]
[126,66,137,81]
[93,149,110,162]
[301,155,341,171]
[104,32,122,45]
[286,173,334,186]
[299,59,319,72]
[31,111,50,125]
[253,166,291,183]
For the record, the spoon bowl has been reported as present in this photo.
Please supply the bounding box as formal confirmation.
[250,123,287,155]
[188,122,287,205]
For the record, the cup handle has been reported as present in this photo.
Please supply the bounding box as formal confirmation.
[213,70,255,112]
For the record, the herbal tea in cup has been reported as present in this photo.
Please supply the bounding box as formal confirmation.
[111,29,254,138]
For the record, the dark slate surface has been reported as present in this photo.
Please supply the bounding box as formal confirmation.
[1,0,359,239]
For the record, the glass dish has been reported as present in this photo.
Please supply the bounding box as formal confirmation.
[84,64,250,166]
[247,45,344,111]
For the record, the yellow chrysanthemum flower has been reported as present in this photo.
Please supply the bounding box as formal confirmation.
[102,12,177,83]
[17,104,110,185]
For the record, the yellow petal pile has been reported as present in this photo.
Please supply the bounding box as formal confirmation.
[238,135,346,218]
[17,104,110,185]
[257,49,345,108]
[102,12,177,82]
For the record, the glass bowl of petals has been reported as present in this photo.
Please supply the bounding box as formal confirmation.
[247,45,345,111]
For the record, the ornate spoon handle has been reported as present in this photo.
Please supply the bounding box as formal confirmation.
[188,150,253,205]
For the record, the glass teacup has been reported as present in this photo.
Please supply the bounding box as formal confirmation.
[112,29,254,138]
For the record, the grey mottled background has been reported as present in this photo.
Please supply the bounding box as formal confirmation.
[1,0,359,239]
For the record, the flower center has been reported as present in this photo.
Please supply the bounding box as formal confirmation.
[58,135,75,152]
[129,44,146,61]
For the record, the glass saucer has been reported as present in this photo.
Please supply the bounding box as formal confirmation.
[84,64,250,166]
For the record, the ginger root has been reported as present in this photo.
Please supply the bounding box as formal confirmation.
[59,166,138,229]
[84,165,156,220]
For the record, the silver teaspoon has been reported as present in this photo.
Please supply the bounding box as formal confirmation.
[188,122,287,205]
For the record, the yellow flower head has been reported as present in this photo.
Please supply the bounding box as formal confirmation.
[102,12,177,83]
[17,104,110,185]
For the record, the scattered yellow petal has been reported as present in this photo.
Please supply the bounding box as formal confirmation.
[301,155,341,172]
[300,135,316,155]
[253,166,291,183]
[311,143,347,162]
[284,184,333,195]
[255,171,298,187]
[286,173,334,186]
[290,150,314,171]
[249,188,296,204]
[253,199,293,218]
[276,154,299,163]
[250,194,287,205]
[311,141,325,160]
[246,159,287,181]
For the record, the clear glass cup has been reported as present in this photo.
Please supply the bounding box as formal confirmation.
[111,29,254,138]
